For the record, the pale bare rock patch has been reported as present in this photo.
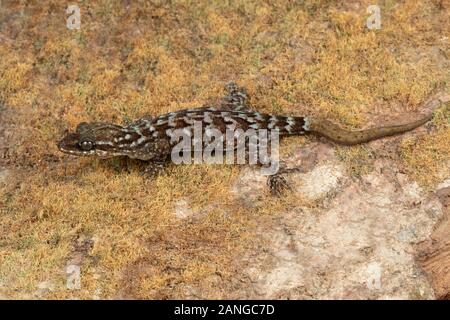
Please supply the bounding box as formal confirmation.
[290,163,345,201]
[173,199,196,219]
[244,167,443,299]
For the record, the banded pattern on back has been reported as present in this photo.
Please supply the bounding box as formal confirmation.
[57,82,312,160]
[126,108,309,146]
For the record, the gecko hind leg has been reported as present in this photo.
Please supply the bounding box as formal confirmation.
[220,82,253,112]
[266,163,305,196]
[267,173,291,196]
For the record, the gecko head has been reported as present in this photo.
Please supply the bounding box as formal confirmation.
[57,122,134,158]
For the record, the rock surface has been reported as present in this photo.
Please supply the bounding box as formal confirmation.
[415,183,450,299]
[234,144,445,299]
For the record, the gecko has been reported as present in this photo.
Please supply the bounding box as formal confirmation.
[57,82,445,194]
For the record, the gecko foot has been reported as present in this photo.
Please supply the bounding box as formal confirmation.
[267,173,291,196]
[143,161,167,178]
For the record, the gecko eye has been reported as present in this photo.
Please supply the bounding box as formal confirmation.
[79,140,94,151]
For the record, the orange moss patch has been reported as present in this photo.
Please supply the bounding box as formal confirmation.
[400,104,450,189]
[0,0,449,299]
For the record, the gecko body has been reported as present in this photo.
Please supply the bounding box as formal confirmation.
[58,83,442,192]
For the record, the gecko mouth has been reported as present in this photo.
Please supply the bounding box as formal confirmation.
[57,144,95,156]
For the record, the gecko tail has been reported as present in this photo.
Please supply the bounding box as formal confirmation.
[307,113,433,145]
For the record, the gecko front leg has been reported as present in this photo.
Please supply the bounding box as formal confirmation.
[135,138,172,178]
[144,158,169,177]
